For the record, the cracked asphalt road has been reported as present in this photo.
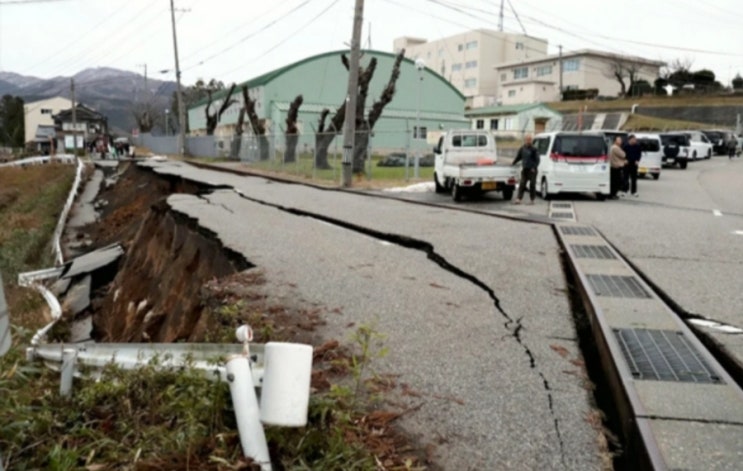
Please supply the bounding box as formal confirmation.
[143,160,604,470]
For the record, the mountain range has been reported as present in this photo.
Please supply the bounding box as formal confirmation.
[0,67,177,134]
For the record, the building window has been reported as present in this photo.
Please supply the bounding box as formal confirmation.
[466,40,478,50]
[564,59,580,71]
[475,119,485,129]
[41,108,53,114]
[536,65,552,76]
[440,60,446,76]
[452,63,462,71]
[465,60,478,69]
[490,119,499,130]
[515,42,524,50]
[508,90,516,97]
[414,126,427,139]
[438,48,444,57]
[513,67,528,79]
[457,44,463,51]
[427,51,431,59]
[464,78,477,88]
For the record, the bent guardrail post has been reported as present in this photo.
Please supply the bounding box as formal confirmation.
[60,348,77,397]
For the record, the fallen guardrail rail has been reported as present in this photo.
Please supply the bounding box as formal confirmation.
[52,156,85,266]
[26,325,312,471]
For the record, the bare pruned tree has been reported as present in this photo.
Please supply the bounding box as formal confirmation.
[315,106,345,169]
[230,104,246,159]
[205,83,237,135]
[132,100,161,133]
[284,95,303,163]
[241,85,270,161]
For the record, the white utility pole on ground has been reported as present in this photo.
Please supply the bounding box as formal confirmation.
[71,78,77,156]
[170,0,186,156]
[341,0,365,188]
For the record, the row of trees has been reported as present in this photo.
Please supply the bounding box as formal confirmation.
[0,95,25,148]
[604,57,734,98]
[193,50,405,173]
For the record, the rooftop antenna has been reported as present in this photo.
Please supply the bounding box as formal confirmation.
[507,0,527,36]
[498,0,504,32]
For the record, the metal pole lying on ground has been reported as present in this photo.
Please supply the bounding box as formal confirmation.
[226,356,271,471]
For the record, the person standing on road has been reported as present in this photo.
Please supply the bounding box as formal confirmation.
[609,136,627,199]
[623,134,642,197]
[728,138,738,159]
[512,134,540,205]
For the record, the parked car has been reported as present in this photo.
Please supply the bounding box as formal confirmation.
[659,133,690,169]
[533,131,610,200]
[633,133,663,180]
[377,152,406,167]
[678,131,713,160]
[701,130,737,155]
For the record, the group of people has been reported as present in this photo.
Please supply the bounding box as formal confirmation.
[609,135,641,199]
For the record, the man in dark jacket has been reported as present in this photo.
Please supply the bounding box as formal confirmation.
[623,134,642,197]
[512,134,540,204]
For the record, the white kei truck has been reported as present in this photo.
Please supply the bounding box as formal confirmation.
[433,130,518,202]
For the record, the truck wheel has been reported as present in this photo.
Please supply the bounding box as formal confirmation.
[679,160,688,170]
[452,184,463,202]
[502,187,514,201]
[540,178,551,200]
[434,173,445,194]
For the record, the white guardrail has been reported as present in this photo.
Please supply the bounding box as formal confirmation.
[0,154,76,168]
[52,157,85,266]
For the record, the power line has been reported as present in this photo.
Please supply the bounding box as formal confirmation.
[181,0,314,73]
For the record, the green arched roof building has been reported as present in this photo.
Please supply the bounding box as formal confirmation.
[187,49,467,151]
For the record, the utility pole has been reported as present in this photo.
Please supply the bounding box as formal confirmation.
[137,63,148,95]
[71,78,77,156]
[170,0,186,156]
[341,0,365,187]
[558,45,564,102]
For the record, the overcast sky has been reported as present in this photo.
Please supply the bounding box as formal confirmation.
[1,0,741,87]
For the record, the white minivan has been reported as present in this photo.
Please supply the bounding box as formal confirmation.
[532,132,610,200]
[633,133,663,180]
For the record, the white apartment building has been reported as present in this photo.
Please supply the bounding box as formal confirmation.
[394,29,548,108]
[23,96,73,145]
[496,49,665,105]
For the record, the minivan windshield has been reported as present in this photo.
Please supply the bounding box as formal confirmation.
[660,134,690,146]
[553,135,606,157]
[638,138,660,152]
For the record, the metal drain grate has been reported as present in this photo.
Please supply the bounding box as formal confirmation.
[586,274,651,298]
[571,244,616,260]
[560,226,595,236]
[551,212,574,219]
[613,328,723,384]
[552,203,572,209]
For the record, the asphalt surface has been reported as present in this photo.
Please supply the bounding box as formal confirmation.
[140,160,604,470]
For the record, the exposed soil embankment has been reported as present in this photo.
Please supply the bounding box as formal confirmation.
[93,198,252,342]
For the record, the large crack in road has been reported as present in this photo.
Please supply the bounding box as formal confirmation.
[226,188,570,468]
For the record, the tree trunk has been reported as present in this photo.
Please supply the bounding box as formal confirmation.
[285,134,299,163]
[352,125,370,173]
[284,95,303,163]
[315,132,336,169]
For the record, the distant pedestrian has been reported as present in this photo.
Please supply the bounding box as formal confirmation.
[623,134,642,197]
[728,138,737,159]
[609,136,627,199]
[512,134,540,205]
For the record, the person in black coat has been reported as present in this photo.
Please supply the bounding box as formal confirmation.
[622,135,642,197]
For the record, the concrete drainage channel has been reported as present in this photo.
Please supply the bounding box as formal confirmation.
[555,222,743,470]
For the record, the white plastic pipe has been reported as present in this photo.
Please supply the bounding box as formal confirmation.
[60,348,77,396]
[260,342,313,427]
[226,356,271,471]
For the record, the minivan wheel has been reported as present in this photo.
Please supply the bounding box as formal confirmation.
[692,150,698,160]
[540,178,551,200]
[707,149,712,159]
[679,160,688,170]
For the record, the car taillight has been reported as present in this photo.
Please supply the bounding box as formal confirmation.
[507,177,516,185]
